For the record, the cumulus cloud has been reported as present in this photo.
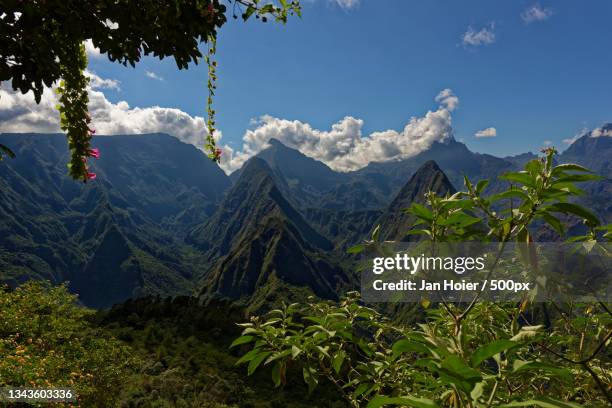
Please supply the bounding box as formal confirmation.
[0,72,460,176]
[521,4,553,24]
[462,23,496,47]
[0,77,216,152]
[474,127,497,138]
[435,89,459,112]
[86,71,120,90]
[221,90,458,173]
[145,71,164,81]
[591,127,612,138]
[84,39,103,59]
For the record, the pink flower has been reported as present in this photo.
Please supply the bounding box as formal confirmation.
[89,128,96,135]
[89,148,100,159]
[87,172,97,180]
[215,148,223,158]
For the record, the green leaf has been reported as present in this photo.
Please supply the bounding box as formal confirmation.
[555,174,603,183]
[264,349,291,365]
[409,203,433,221]
[538,211,564,236]
[439,212,481,228]
[476,179,489,194]
[470,339,517,367]
[353,383,371,398]
[500,397,583,408]
[347,244,365,254]
[512,360,572,382]
[392,339,430,358]
[332,350,345,374]
[367,395,438,408]
[405,229,432,237]
[470,381,485,401]
[525,159,544,175]
[489,189,530,203]
[499,172,535,187]
[302,365,319,393]
[271,362,282,387]
[435,355,482,393]
[243,6,256,20]
[248,351,272,375]
[291,345,301,358]
[552,163,592,174]
[235,348,261,366]
[546,202,600,226]
[372,225,381,241]
[230,335,255,348]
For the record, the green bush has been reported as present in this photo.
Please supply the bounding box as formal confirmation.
[0,282,136,406]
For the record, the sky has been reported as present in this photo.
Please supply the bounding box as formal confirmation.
[2,0,612,173]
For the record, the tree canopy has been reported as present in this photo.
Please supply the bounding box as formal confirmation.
[0,0,301,179]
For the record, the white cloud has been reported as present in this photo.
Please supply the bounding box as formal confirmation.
[0,86,61,134]
[145,71,164,81]
[521,4,553,24]
[221,90,458,173]
[330,0,359,10]
[563,128,587,145]
[462,23,496,47]
[591,127,612,138]
[435,88,459,112]
[0,78,216,153]
[474,127,497,138]
[84,39,103,59]
[0,75,459,176]
[86,70,120,91]
[563,126,612,145]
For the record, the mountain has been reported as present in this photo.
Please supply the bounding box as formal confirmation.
[376,160,456,241]
[238,138,517,212]
[192,158,348,311]
[232,138,344,193]
[349,138,515,200]
[558,126,612,229]
[0,133,231,307]
[231,139,386,210]
[2,130,610,310]
[560,124,612,177]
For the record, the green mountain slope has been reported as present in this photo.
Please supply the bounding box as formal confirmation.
[193,158,349,311]
[376,160,456,241]
[0,133,230,307]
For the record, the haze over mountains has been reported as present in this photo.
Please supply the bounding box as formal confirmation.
[0,128,610,308]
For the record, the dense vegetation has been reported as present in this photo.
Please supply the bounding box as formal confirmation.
[0,282,135,406]
[0,283,347,407]
[235,149,612,407]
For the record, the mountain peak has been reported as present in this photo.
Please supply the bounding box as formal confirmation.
[267,138,286,148]
[415,160,443,174]
[376,160,455,241]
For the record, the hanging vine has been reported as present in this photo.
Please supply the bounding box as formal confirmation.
[56,43,98,182]
[206,34,222,162]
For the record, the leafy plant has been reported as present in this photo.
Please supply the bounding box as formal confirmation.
[0,282,136,406]
[235,148,612,406]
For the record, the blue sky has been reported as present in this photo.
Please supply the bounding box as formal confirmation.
[11,0,611,172]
